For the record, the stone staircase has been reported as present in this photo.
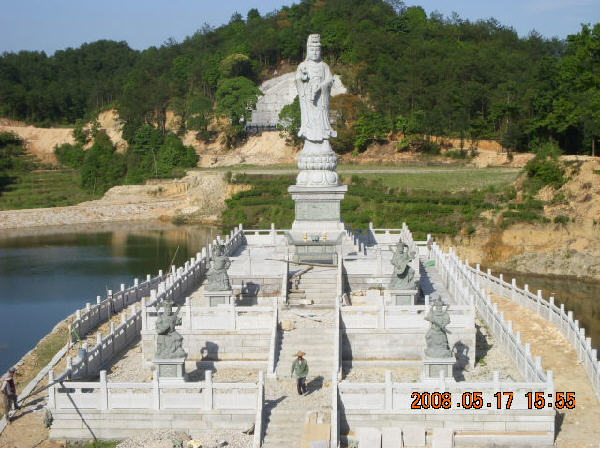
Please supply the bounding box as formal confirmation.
[275,326,336,380]
[262,310,336,447]
[288,265,338,306]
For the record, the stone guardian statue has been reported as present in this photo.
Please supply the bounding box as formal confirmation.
[424,297,452,358]
[295,34,339,187]
[205,243,231,291]
[389,240,418,290]
[155,299,187,359]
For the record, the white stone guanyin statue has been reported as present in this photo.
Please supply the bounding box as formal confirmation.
[294,34,339,187]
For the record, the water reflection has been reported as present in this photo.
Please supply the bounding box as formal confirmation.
[500,271,600,350]
[0,222,219,373]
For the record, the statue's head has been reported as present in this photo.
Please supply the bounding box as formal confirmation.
[432,296,446,311]
[162,299,173,315]
[306,34,322,62]
[214,243,225,256]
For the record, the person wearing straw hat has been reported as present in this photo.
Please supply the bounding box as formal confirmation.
[291,351,309,395]
[1,368,20,422]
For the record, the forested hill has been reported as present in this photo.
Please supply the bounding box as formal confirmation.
[0,0,598,155]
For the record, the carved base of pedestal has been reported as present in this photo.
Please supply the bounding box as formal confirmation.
[422,357,455,380]
[386,289,419,306]
[205,290,233,307]
[288,184,347,233]
[153,358,186,382]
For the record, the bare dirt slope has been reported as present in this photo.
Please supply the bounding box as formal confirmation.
[196,131,296,168]
[0,171,247,230]
[445,158,600,280]
[0,124,75,165]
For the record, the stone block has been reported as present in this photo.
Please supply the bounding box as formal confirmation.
[482,421,506,432]
[431,427,454,448]
[357,427,382,448]
[402,425,425,447]
[381,427,403,448]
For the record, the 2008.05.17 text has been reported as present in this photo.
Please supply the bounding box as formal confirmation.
[410,391,576,409]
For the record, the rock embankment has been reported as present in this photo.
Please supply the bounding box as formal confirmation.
[0,171,241,231]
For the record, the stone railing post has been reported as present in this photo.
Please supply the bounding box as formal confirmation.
[231,304,237,330]
[153,370,160,410]
[100,370,108,410]
[186,297,193,329]
[47,370,56,409]
[384,370,393,411]
[141,298,147,331]
[378,296,385,329]
[204,370,213,410]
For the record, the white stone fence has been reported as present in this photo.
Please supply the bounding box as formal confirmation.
[468,264,600,400]
[429,243,550,384]
[347,223,419,254]
[57,226,246,381]
[341,303,474,330]
[243,225,288,245]
[339,369,554,412]
[331,370,339,448]
[68,225,245,342]
[48,369,262,412]
[70,274,163,342]
[267,300,279,378]
[143,299,277,331]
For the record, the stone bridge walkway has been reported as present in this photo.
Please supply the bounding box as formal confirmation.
[491,294,600,448]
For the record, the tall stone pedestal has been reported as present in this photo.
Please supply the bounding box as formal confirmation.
[422,357,454,380]
[288,184,347,235]
[153,357,186,382]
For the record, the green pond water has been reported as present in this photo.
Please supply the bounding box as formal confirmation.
[493,271,600,350]
[0,223,218,374]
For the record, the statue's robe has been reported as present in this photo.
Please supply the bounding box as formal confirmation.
[295,59,337,142]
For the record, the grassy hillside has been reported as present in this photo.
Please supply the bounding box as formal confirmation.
[222,168,522,239]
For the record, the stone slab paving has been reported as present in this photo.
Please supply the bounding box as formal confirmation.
[491,293,600,448]
[419,255,457,305]
[262,375,332,448]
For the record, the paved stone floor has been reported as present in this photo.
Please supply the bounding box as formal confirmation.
[491,293,600,448]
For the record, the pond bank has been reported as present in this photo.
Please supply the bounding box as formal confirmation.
[0,171,240,231]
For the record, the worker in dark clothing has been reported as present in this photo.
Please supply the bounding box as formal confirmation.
[1,368,20,422]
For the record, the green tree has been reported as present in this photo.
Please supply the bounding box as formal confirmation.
[278,96,301,146]
[156,133,199,176]
[550,24,600,155]
[80,131,126,194]
[215,76,261,125]
[54,143,85,168]
[353,111,392,150]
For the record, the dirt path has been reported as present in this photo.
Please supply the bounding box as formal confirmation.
[0,381,54,447]
[491,294,600,448]
[216,167,521,175]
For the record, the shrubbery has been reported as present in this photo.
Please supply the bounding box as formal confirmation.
[54,124,199,194]
[524,141,565,192]
[54,143,85,168]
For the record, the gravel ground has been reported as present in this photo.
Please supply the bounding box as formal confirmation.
[107,341,261,384]
[187,368,259,383]
[107,342,152,382]
[342,366,422,382]
[116,429,253,448]
[461,317,523,382]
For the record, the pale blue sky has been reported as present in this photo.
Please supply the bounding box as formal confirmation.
[1,0,599,55]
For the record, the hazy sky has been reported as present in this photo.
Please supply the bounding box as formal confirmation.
[1,0,599,55]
